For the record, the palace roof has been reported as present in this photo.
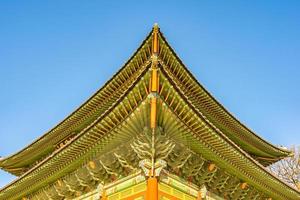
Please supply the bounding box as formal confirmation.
[0,24,298,200]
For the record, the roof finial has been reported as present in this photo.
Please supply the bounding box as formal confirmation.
[153,23,159,30]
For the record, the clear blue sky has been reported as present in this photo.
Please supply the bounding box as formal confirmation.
[0,1,299,187]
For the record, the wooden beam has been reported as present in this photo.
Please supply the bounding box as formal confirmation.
[150,98,157,129]
[151,69,158,92]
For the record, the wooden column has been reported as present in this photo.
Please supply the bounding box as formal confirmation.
[146,177,158,200]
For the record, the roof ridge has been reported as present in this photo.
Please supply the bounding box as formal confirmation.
[0,28,154,176]
[0,61,152,198]
[157,67,300,198]
[156,29,291,164]
[1,25,297,200]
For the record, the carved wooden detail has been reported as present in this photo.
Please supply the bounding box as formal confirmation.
[26,124,268,200]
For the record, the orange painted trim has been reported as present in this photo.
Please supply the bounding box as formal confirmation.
[152,30,159,54]
[150,24,159,130]
[157,74,160,92]
[146,177,158,200]
[150,98,157,129]
[101,189,108,200]
[150,67,158,129]
[197,191,202,200]
[151,69,158,92]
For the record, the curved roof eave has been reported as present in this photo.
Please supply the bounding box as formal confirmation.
[0,30,154,176]
[157,31,291,163]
